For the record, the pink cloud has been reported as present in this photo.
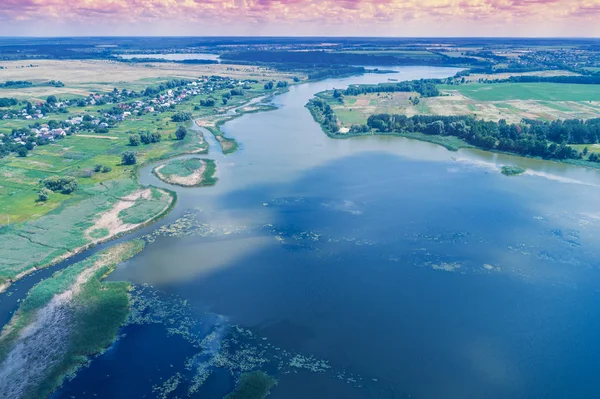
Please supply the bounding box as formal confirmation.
[0,0,597,36]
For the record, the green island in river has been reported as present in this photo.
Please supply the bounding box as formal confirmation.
[153,158,217,187]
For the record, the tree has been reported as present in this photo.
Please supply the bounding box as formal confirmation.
[38,188,51,202]
[122,151,137,165]
[171,112,191,122]
[175,126,187,140]
[264,81,274,90]
[129,134,141,146]
[46,95,57,105]
[42,175,78,194]
[16,146,28,157]
[101,165,112,173]
[94,164,103,172]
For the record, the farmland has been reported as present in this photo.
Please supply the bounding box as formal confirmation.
[323,82,600,126]
[436,83,600,102]
[0,60,297,100]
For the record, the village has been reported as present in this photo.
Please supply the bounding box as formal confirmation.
[0,75,256,153]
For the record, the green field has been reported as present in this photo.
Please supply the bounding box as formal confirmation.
[437,83,600,101]
[0,179,174,289]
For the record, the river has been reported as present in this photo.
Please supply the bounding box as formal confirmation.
[22,66,600,398]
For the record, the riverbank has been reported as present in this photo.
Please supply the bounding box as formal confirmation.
[0,240,145,399]
[305,100,473,152]
[306,97,600,170]
[0,181,175,294]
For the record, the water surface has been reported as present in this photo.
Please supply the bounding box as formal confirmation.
[52,66,600,399]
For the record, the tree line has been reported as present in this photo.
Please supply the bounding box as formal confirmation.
[343,79,441,97]
[361,114,600,161]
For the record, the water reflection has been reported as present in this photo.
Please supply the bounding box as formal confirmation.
[64,66,600,398]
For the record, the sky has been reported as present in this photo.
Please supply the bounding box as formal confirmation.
[0,0,598,37]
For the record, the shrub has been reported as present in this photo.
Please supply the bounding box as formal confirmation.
[121,151,137,165]
[171,112,191,122]
[38,188,51,202]
[16,147,28,157]
[42,176,78,194]
[175,126,187,140]
[101,165,112,173]
[129,134,141,146]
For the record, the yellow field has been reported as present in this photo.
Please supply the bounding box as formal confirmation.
[0,60,296,100]
[332,89,600,126]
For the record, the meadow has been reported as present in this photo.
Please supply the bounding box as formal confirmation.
[323,81,600,127]
[0,60,296,100]
[436,83,600,102]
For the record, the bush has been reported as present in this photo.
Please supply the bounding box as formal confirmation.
[139,131,161,144]
[94,164,103,172]
[16,147,28,157]
[129,134,141,146]
[121,151,137,165]
[171,112,191,122]
[42,176,78,194]
[200,98,216,107]
[38,188,51,202]
[175,126,187,140]
[101,165,112,173]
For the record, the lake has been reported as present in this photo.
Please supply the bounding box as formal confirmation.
[52,67,600,398]
[118,53,220,61]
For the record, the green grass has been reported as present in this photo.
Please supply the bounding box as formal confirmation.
[118,187,172,224]
[224,371,277,399]
[90,227,109,239]
[539,101,573,112]
[501,165,526,176]
[158,158,203,178]
[0,179,173,288]
[0,240,144,399]
[438,83,600,101]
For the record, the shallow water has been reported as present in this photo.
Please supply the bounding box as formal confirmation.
[48,66,600,398]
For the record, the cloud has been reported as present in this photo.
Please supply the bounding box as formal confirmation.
[0,0,596,36]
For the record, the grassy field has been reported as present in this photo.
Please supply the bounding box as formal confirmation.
[324,82,600,125]
[0,179,174,290]
[0,240,144,399]
[0,60,298,100]
[153,157,217,187]
[437,83,600,102]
